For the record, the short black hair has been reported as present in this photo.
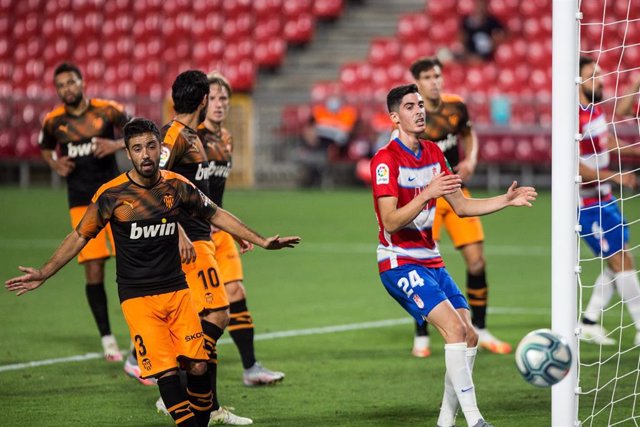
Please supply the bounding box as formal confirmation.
[53,62,83,81]
[579,55,596,75]
[387,84,420,113]
[409,56,443,79]
[172,70,210,114]
[123,117,160,148]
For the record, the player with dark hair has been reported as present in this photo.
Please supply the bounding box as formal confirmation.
[157,70,252,424]
[7,117,299,426]
[39,62,130,362]
[197,71,285,386]
[371,84,535,427]
[405,57,511,357]
[576,56,640,346]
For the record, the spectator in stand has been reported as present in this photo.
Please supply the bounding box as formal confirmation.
[459,0,505,62]
[299,95,358,187]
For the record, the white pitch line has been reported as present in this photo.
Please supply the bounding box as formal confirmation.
[0,306,548,374]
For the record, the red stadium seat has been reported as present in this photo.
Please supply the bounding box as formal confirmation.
[397,13,430,43]
[254,37,286,68]
[368,37,401,65]
[284,13,314,44]
[313,0,344,20]
[254,0,282,16]
[0,131,16,158]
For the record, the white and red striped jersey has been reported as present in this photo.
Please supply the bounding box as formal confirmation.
[370,138,451,273]
[579,104,611,205]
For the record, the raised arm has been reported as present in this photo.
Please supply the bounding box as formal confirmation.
[5,230,88,296]
[210,208,300,250]
[444,181,537,218]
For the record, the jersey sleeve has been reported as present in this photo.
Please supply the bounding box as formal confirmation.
[38,117,57,151]
[107,101,131,131]
[76,192,114,240]
[459,101,472,132]
[370,151,398,199]
[160,128,184,170]
[177,179,218,221]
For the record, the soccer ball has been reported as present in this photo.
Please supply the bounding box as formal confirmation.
[515,329,572,387]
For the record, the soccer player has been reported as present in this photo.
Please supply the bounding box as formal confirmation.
[407,56,511,357]
[156,70,251,424]
[576,56,640,346]
[198,72,284,386]
[6,117,299,426]
[39,62,130,362]
[370,84,536,427]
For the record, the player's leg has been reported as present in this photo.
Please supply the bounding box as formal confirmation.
[579,268,616,345]
[609,250,640,345]
[411,199,447,358]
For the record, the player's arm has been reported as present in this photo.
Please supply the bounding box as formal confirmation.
[579,161,637,190]
[177,223,196,264]
[5,231,88,296]
[444,180,537,217]
[614,75,640,118]
[377,172,462,234]
[456,127,478,182]
[41,148,75,177]
[607,133,640,158]
[210,208,300,250]
[92,137,125,159]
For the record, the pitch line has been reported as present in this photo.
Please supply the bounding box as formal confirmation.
[0,306,548,374]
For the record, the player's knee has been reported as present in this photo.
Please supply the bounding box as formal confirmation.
[157,369,179,380]
[202,308,230,330]
[225,281,246,302]
[466,326,479,347]
[449,321,468,343]
[467,257,485,275]
[187,361,208,376]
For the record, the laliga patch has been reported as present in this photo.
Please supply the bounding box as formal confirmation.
[413,294,425,309]
[376,163,390,185]
[159,146,171,168]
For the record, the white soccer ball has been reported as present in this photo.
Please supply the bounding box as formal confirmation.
[515,328,572,387]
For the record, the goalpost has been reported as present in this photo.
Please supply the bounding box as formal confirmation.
[554,0,640,425]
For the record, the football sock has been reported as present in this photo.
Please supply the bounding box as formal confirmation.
[186,370,213,426]
[415,320,429,337]
[467,271,488,329]
[85,282,111,336]
[444,343,482,427]
[157,375,198,426]
[614,271,640,330]
[437,346,478,426]
[582,268,614,324]
[228,299,257,369]
[202,320,224,411]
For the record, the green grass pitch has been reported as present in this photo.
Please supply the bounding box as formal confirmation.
[0,187,637,426]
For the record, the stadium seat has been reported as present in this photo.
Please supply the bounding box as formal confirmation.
[0,131,15,158]
[255,37,286,68]
[368,37,401,65]
[284,13,315,44]
[313,0,344,20]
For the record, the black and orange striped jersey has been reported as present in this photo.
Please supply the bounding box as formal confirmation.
[420,93,472,169]
[197,123,232,207]
[160,120,212,242]
[76,170,217,302]
[39,99,130,208]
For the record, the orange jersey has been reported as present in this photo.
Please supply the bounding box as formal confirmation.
[160,120,212,242]
[197,123,232,207]
[420,93,472,169]
[39,99,130,208]
[76,170,217,302]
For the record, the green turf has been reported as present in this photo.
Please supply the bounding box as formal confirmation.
[0,187,637,426]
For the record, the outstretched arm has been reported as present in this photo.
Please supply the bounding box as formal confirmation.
[444,181,537,217]
[5,230,88,296]
[210,208,300,250]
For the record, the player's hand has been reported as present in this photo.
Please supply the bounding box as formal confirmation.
[5,266,46,296]
[423,172,462,200]
[92,137,122,158]
[262,235,301,250]
[454,159,476,182]
[506,181,537,207]
[232,235,254,254]
[54,156,75,177]
[178,229,196,264]
[619,172,637,190]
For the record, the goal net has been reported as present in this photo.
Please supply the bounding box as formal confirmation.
[573,0,640,426]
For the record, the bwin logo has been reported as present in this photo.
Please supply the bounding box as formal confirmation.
[130,220,176,239]
[68,142,93,158]
[195,163,211,181]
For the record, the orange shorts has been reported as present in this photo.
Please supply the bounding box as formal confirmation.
[212,230,243,284]
[432,188,484,248]
[121,288,208,379]
[70,206,115,264]
[182,240,229,313]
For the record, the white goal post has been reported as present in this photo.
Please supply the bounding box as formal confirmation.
[552,0,579,426]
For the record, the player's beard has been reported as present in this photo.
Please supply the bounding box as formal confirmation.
[583,87,603,103]
[63,92,84,108]
[135,159,159,179]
